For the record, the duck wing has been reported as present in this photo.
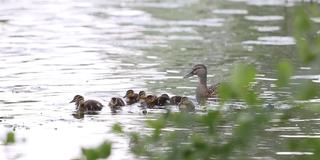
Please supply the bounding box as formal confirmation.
[208,83,220,97]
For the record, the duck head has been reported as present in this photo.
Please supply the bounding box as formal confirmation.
[146,95,157,102]
[183,64,207,79]
[179,97,189,105]
[110,97,117,105]
[170,96,182,105]
[70,95,84,103]
[138,91,146,99]
[123,90,134,98]
[160,94,170,100]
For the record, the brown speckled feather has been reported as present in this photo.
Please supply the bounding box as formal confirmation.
[84,100,104,111]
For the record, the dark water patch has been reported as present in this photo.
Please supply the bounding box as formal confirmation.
[0,116,14,120]
[3,100,40,104]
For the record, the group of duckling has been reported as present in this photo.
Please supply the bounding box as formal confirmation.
[70,64,220,116]
[70,90,195,115]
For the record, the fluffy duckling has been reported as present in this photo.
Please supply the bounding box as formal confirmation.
[70,95,82,110]
[183,64,219,105]
[178,97,195,112]
[145,95,158,109]
[156,94,170,106]
[123,90,139,105]
[70,95,104,113]
[170,96,182,105]
[138,91,147,103]
[108,97,125,113]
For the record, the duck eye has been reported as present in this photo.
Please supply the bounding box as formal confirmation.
[192,69,197,74]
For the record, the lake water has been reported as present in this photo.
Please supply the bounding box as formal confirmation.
[0,0,320,159]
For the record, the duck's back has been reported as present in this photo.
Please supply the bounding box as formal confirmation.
[84,100,104,111]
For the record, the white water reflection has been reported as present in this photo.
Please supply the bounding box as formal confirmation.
[251,26,281,32]
[293,75,320,83]
[212,9,248,15]
[276,152,313,155]
[245,15,284,21]
[311,17,320,23]
[242,36,295,45]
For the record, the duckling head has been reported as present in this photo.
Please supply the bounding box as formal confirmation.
[146,95,157,102]
[110,97,117,105]
[178,97,195,112]
[138,91,146,98]
[157,94,170,106]
[70,95,84,103]
[160,94,170,100]
[179,97,189,104]
[124,90,134,98]
[170,96,182,105]
[183,64,207,79]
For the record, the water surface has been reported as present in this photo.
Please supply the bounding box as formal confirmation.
[0,0,320,159]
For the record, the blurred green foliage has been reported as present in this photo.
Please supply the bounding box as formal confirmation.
[4,131,15,145]
[294,5,320,64]
[121,4,320,160]
[277,59,294,87]
[87,4,320,160]
[112,123,124,134]
[81,142,111,160]
[218,64,258,105]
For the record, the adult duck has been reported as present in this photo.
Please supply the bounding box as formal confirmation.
[183,64,219,105]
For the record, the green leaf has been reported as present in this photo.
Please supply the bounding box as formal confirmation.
[244,90,258,105]
[146,118,166,130]
[294,7,311,32]
[218,82,237,102]
[296,81,319,100]
[112,123,123,134]
[293,6,318,64]
[231,64,256,90]
[4,132,15,145]
[82,141,111,160]
[276,59,294,87]
[146,118,166,139]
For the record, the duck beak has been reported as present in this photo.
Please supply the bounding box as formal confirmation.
[123,94,128,98]
[70,99,76,103]
[183,71,194,79]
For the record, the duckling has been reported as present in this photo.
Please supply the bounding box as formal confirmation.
[70,95,104,113]
[70,95,83,110]
[108,97,125,113]
[138,91,147,103]
[170,96,182,105]
[178,97,195,112]
[145,95,157,109]
[123,90,139,105]
[156,94,170,106]
[183,64,220,105]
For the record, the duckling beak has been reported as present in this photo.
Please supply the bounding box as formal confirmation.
[123,94,128,98]
[183,71,194,79]
[70,99,76,103]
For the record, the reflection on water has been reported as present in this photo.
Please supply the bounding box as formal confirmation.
[0,0,319,159]
[242,36,295,45]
